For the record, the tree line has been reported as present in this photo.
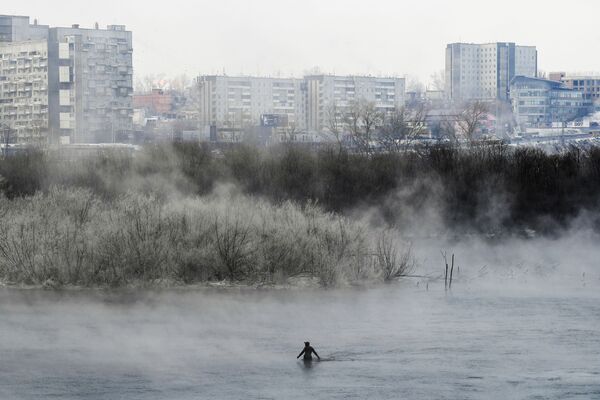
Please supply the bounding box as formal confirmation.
[2,141,600,235]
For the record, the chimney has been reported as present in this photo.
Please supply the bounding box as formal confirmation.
[72,24,80,29]
[33,19,38,26]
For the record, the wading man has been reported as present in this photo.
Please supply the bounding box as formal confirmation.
[297,341,320,361]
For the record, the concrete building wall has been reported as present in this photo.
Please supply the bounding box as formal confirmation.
[0,15,133,145]
[0,15,48,43]
[305,75,405,132]
[560,76,600,102]
[515,46,537,77]
[0,40,49,143]
[510,76,591,128]
[199,75,405,134]
[133,89,174,116]
[49,25,133,143]
[307,77,320,131]
[548,72,566,82]
[198,75,306,131]
[446,42,537,102]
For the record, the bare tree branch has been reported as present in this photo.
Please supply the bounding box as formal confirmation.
[457,101,489,143]
[378,105,428,152]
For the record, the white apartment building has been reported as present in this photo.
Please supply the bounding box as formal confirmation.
[305,75,405,132]
[198,75,306,131]
[0,40,49,142]
[198,74,406,134]
[0,15,133,144]
[445,42,537,102]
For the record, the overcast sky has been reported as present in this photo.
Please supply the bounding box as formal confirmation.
[4,0,600,86]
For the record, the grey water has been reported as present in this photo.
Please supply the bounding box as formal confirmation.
[0,284,599,400]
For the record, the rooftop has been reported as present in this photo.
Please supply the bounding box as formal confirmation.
[447,42,536,48]
[562,75,600,80]
[0,14,31,19]
[511,75,572,90]
[198,73,404,81]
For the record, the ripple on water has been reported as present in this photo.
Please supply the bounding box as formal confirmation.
[0,287,598,400]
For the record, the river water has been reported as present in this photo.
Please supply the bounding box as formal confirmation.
[0,282,598,399]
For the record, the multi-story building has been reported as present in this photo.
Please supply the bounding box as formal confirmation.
[198,75,306,131]
[133,89,174,116]
[0,15,48,43]
[48,24,133,143]
[0,15,133,144]
[198,74,406,135]
[0,40,49,142]
[445,42,537,102]
[304,75,405,132]
[548,72,566,82]
[510,76,591,128]
[549,73,600,102]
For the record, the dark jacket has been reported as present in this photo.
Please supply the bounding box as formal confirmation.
[297,345,320,360]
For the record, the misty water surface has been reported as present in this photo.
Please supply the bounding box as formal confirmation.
[0,280,598,400]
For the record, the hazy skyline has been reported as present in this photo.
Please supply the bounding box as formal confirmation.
[4,0,600,86]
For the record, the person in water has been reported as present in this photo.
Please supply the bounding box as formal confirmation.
[297,341,320,361]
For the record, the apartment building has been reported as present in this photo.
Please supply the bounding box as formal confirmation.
[0,40,49,142]
[133,89,174,116]
[198,75,306,131]
[549,73,600,102]
[510,76,591,128]
[198,74,406,135]
[48,24,133,143]
[0,15,48,43]
[304,75,405,132]
[446,42,537,102]
[0,15,133,144]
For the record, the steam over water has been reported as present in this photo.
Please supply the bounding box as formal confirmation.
[1,282,599,399]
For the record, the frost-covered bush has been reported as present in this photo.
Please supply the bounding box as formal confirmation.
[376,230,414,282]
[0,187,412,287]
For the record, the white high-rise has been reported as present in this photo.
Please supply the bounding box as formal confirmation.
[0,15,133,144]
[197,74,406,134]
[198,75,306,131]
[304,75,405,132]
[0,40,49,142]
[445,42,537,102]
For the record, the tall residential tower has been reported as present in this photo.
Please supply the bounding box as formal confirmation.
[0,15,133,144]
[445,42,537,102]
